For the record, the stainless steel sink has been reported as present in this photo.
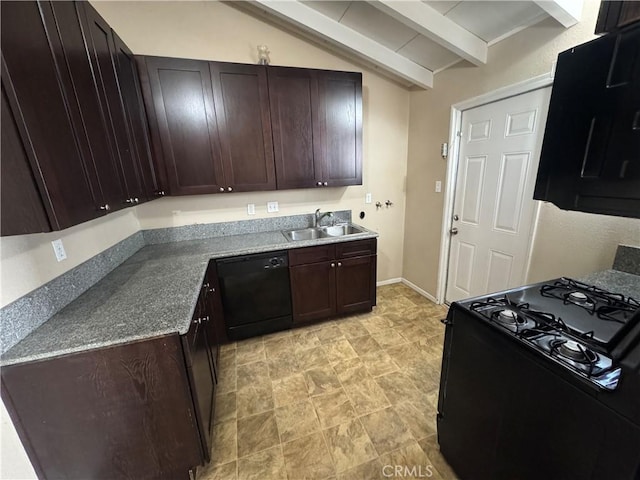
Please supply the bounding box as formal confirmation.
[282,224,365,241]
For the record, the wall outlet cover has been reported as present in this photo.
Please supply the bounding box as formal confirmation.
[267,201,279,213]
[247,203,256,215]
[365,193,372,204]
[435,181,442,193]
[51,239,67,262]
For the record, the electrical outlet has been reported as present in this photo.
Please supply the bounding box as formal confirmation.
[435,181,442,193]
[365,193,372,204]
[267,201,279,213]
[51,239,67,262]
[247,203,256,215]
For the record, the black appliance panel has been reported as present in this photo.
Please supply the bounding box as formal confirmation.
[216,251,292,340]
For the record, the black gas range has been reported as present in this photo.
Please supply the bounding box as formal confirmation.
[437,278,640,480]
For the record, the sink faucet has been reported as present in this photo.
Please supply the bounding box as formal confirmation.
[314,208,334,227]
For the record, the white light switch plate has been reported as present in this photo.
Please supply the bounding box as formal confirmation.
[435,181,442,193]
[247,203,256,215]
[51,239,67,262]
[365,193,372,204]
[267,201,279,213]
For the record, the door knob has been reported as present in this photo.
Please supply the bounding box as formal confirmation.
[450,227,458,235]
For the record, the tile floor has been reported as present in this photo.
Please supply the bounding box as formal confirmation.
[198,283,458,480]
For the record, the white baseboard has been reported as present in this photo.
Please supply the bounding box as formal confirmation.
[376,277,440,304]
[400,278,439,304]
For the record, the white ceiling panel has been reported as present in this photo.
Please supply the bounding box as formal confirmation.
[444,1,546,42]
[422,1,462,16]
[301,1,351,21]
[398,34,461,71]
[339,1,418,52]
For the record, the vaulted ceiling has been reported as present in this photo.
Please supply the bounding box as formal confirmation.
[240,1,584,89]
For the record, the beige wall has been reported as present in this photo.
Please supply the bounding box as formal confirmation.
[92,0,410,283]
[403,0,640,297]
[0,211,139,307]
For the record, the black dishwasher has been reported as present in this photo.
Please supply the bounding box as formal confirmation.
[216,251,292,340]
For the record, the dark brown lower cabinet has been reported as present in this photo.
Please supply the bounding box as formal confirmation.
[1,269,221,479]
[1,335,202,480]
[289,239,376,325]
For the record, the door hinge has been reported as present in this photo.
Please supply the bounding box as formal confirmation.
[456,131,462,138]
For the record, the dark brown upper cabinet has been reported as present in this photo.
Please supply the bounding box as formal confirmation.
[1,80,51,236]
[596,1,640,34]
[111,32,162,201]
[78,2,145,206]
[1,1,103,230]
[210,62,276,192]
[140,56,226,195]
[140,57,277,195]
[535,24,640,218]
[268,66,363,189]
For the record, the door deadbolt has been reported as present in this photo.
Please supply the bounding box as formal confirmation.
[453,214,459,221]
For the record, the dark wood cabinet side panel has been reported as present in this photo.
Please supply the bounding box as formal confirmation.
[1,1,99,229]
[268,67,320,189]
[290,262,337,324]
[288,244,336,266]
[112,33,159,202]
[317,72,363,186]
[1,82,51,236]
[145,56,224,195]
[1,335,202,479]
[211,62,276,192]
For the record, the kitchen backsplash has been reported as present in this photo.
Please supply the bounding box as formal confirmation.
[0,211,352,354]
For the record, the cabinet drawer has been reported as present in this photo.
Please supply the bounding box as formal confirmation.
[336,239,376,259]
[289,244,336,266]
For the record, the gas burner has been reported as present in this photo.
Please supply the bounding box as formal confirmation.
[497,309,518,324]
[556,340,597,364]
[567,291,592,304]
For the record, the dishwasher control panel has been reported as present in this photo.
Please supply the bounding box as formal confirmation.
[263,255,288,269]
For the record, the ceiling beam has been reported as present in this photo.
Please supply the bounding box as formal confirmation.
[251,0,434,89]
[368,0,488,66]
[534,0,583,28]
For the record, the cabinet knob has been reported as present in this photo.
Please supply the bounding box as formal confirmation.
[134,197,139,203]
[317,181,322,186]
[219,187,225,192]
[331,262,335,268]
[99,204,110,211]
[125,198,135,204]
[323,182,328,186]
[227,186,233,192]
[155,190,166,197]
[203,282,210,290]
[337,262,342,267]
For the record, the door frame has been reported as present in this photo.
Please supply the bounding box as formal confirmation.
[436,72,554,304]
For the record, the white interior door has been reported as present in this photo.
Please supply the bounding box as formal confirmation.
[445,87,551,303]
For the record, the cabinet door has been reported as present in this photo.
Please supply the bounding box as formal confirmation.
[210,62,276,192]
[183,303,215,462]
[1,1,100,229]
[143,56,225,195]
[1,81,50,236]
[290,261,336,324]
[316,71,363,187]
[78,2,144,204]
[336,256,375,315]
[202,262,222,379]
[596,1,640,33]
[42,1,127,214]
[268,67,323,189]
[112,32,160,202]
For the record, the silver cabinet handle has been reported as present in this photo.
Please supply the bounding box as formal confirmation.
[133,197,139,203]
[227,186,233,192]
[337,262,342,267]
[99,204,110,211]
[331,262,335,268]
[125,198,134,204]
[317,181,322,186]
[450,227,458,235]
[323,182,328,186]
[155,190,166,197]
[219,187,225,192]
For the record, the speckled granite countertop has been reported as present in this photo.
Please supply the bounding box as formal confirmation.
[1,226,377,366]
[580,269,640,301]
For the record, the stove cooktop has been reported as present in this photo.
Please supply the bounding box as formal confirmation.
[460,278,640,391]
